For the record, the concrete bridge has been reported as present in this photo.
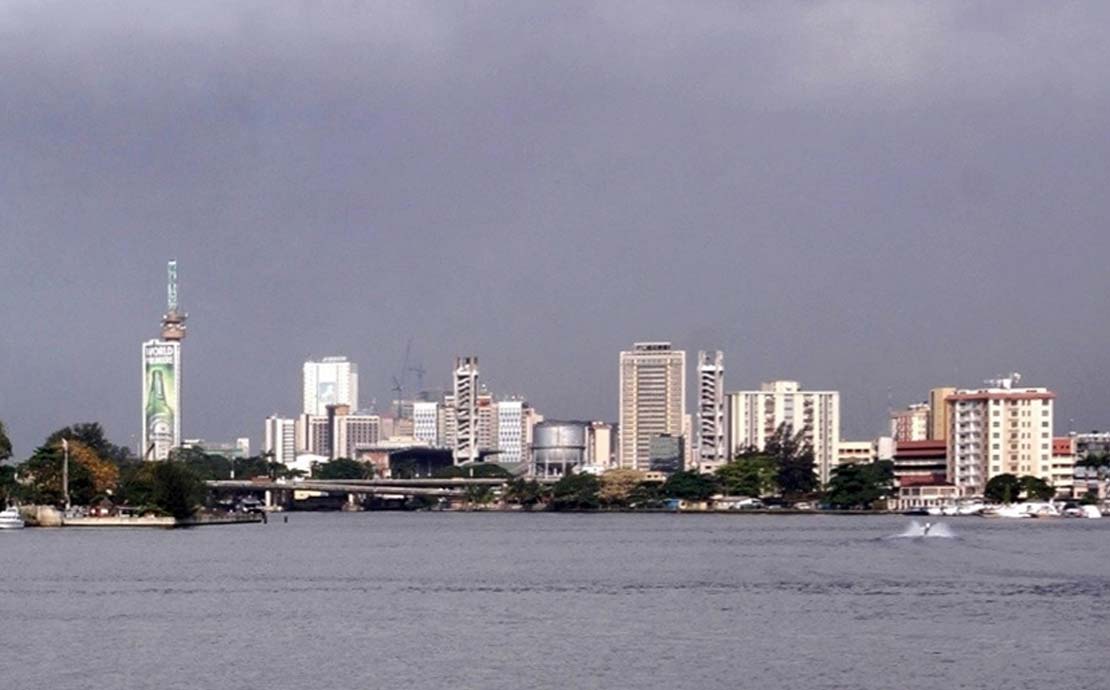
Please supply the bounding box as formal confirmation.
[204,476,540,510]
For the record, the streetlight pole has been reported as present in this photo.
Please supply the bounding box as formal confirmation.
[61,438,70,511]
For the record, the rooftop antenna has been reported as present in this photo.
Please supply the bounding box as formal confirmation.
[161,259,187,341]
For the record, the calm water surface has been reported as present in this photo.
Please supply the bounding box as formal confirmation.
[3,514,1109,689]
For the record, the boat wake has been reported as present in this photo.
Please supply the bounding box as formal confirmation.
[888,520,956,539]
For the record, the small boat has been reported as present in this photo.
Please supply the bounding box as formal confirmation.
[0,507,25,530]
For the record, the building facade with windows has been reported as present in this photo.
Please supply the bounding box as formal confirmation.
[618,342,686,471]
[727,380,841,484]
[945,378,1055,494]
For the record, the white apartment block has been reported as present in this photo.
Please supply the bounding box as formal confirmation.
[946,377,1055,494]
[618,342,686,471]
[303,356,359,416]
[263,416,297,466]
[697,350,726,470]
[727,380,841,484]
[413,401,440,446]
[837,440,876,467]
[453,357,479,464]
[890,403,930,442]
[496,400,527,465]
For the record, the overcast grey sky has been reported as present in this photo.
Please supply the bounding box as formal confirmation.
[2,1,1109,457]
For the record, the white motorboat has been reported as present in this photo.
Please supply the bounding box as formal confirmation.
[0,507,25,530]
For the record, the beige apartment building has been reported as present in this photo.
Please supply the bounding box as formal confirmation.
[946,376,1055,494]
[618,342,686,471]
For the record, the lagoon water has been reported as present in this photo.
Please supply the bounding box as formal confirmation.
[3,514,1109,689]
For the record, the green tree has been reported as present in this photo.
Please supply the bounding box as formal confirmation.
[766,424,818,498]
[314,457,373,480]
[503,478,548,510]
[824,461,894,509]
[661,471,718,501]
[120,461,205,519]
[0,419,12,462]
[549,473,600,511]
[716,454,778,497]
[628,480,664,509]
[598,468,645,508]
[984,473,1022,504]
[16,444,96,506]
[0,464,17,505]
[171,447,233,480]
[46,423,132,465]
[1020,475,1055,501]
[464,484,495,509]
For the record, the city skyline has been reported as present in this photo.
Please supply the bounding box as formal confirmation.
[3,3,1110,456]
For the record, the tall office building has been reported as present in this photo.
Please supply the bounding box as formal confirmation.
[727,380,841,484]
[303,357,359,416]
[453,357,479,464]
[890,403,930,442]
[928,387,956,441]
[264,416,297,466]
[618,342,686,471]
[297,414,331,456]
[326,404,381,460]
[697,350,726,470]
[142,260,186,461]
[413,402,440,446]
[946,375,1055,494]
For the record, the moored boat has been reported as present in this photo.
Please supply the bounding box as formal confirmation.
[0,507,25,530]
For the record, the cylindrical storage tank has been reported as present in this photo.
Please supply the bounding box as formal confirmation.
[532,421,587,477]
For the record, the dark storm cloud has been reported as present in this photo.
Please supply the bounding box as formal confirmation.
[2,1,1109,455]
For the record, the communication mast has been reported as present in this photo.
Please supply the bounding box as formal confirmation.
[161,260,188,341]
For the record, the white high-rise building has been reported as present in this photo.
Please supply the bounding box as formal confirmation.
[697,350,726,471]
[413,402,440,446]
[618,342,686,471]
[496,400,527,465]
[303,356,359,416]
[453,357,479,464]
[264,416,297,466]
[946,375,1055,494]
[728,380,841,484]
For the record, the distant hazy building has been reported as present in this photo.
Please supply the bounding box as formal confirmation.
[477,391,497,452]
[928,387,956,441]
[327,404,381,460]
[727,380,841,484]
[297,414,331,456]
[532,421,587,477]
[837,440,876,467]
[264,416,297,465]
[697,350,726,470]
[890,403,930,442]
[303,357,359,416]
[412,402,440,446]
[585,421,614,469]
[946,375,1055,494]
[618,342,686,471]
[452,357,479,464]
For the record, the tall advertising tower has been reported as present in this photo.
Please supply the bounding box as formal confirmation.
[142,261,187,460]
